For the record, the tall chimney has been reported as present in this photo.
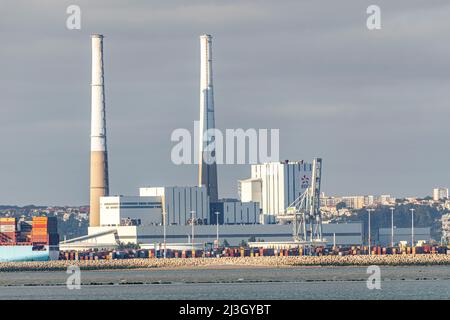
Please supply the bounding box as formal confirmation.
[89,34,109,227]
[198,34,218,202]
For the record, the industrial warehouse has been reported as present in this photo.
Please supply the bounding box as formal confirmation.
[58,33,365,252]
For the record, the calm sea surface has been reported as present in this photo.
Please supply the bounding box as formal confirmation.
[0,266,449,300]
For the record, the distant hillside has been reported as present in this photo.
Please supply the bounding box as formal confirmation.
[349,205,445,241]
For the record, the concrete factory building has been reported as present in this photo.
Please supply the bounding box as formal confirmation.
[239,161,313,223]
[61,222,363,250]
[63,34,358,252]
[99,196,162,227]
[139,186,210,225]
[238,178,262,203]
[98,186,258,228]
[210,199,260,225]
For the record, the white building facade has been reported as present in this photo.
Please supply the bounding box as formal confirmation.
[238,178,262,203]
[433,188,448,201]
[139,186,210,225]
[99,196,163,227]
[210,199,260,225]
[82,222,363,248]
[442,213,450,242]
[240,161,312,223]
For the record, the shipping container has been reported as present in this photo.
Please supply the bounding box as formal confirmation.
[0,232,16,243]
[0,224,16,233]
[48,233,59,245]
[0,223,16,230]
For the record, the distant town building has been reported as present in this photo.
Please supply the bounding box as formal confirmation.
[365,195,375,206]
[380,195,393,205]
[342,196,365,209]
[433,188,448,201]
[320,194,395,210]
[441,213,450,242]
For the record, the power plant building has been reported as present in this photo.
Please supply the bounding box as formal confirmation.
[99,196,162,227]
[65,34,365,253]
[240,161,313,223]
[238,178,262,203]
[139,186,209,225]
[72,222,363,250]
[210,199,260,225]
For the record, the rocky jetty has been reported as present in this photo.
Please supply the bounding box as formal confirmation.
[0,254,450,272]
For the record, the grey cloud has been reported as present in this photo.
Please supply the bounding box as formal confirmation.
[1,0,449,205]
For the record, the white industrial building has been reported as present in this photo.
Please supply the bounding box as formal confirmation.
[99,186,259,230]
[238,178,262,203]
[99,196,162,227]
[60,222,363,250]
[239,160,312,223]
[210,199,260,225]
[139,186,209,225]
[64,35,363,252]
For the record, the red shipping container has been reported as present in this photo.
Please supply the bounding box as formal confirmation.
[0,232,16,243]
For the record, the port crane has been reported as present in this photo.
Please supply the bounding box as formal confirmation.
[278,158,324,243]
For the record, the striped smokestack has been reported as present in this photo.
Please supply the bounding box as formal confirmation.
[198,34,218,202]
[89,34,109,227]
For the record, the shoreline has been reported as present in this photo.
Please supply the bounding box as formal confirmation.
[1,255,450,272]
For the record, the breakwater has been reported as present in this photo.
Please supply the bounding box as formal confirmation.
[1,254,450,272]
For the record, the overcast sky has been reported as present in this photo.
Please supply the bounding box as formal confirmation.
[1,0,450,206]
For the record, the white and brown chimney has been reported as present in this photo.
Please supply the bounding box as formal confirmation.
[89,34,109,227]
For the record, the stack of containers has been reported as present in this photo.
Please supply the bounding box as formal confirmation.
[18,221,32,243]
[0,218,17,243]
[31,217,58,245]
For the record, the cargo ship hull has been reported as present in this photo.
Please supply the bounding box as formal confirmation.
[1,216,60,262]
[0,245,59,262]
